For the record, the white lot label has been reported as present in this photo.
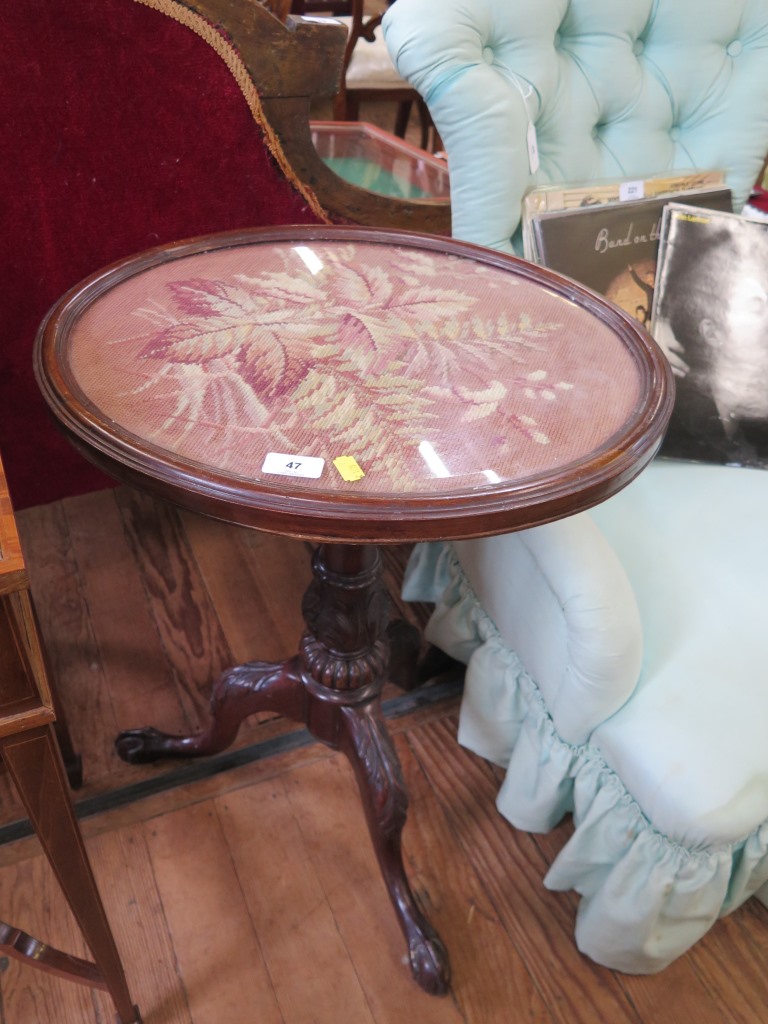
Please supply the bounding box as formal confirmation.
[261,452,325,479]
[619,180,645,201]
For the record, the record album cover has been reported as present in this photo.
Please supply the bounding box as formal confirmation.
[651,204,768,468]
[521,169,727,259]
[530,187,732,325]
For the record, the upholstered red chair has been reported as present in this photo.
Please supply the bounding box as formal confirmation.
[0,0,447,511]
[0,0,308,507]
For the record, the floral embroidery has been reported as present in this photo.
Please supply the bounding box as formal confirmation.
[71,241,639,493]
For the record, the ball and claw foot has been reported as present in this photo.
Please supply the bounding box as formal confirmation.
[115,727,177,764]
[409,932,451,996]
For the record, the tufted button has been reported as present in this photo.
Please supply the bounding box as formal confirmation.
[633,39,645,56]
[727,40,743,57]
[591,125,600,140]
[554,31,562,48]
[669,125,681,142]
[482,45,495,64]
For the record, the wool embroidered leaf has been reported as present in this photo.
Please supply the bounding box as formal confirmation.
[126,244,575,486]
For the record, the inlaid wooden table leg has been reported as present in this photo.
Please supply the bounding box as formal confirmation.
[0,918,107,987]
[115,542,451,995]
[0,726,141,1024]
[1,458,140,1023]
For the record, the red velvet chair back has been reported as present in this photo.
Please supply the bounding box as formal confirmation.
[1,0,327,508]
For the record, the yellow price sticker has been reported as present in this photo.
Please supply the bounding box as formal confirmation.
[333,456,365,482]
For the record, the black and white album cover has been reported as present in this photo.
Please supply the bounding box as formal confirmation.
[530,187,732,326]
[651,204,768,468]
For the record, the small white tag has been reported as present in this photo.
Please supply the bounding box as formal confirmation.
[526,122,540,174]
[261,452,324,479]
[619,179,645,202]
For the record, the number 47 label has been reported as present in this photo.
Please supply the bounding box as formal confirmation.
[261,452,325,479]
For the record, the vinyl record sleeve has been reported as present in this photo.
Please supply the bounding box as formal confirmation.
[651,204,768,468]
[530,187,732,326]
[521,169,727,260]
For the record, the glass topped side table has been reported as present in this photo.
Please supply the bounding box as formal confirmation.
[35,226,673,995]
[310,120,449,199]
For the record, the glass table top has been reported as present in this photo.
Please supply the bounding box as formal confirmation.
[310,121,449,199]
[37,227,673,541]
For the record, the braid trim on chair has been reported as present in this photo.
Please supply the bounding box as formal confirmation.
[134,0,332,224]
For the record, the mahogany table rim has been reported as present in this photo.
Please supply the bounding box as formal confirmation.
[35,224,675,545]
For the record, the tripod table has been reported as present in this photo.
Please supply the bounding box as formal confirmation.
[35,225,673,995]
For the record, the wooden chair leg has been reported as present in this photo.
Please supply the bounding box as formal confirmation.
[332,90,347,120]
[416,97,433,151]
[394,99,412,138]
[0,726,140,1023]
[333,86,353,121]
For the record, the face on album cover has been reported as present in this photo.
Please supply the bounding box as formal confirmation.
[652,205,768,469]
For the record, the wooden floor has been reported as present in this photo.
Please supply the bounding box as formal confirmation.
[0,484,766,1023]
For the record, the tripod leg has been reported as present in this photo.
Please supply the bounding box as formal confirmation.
[116,658,305,764]
[338,701,450,996]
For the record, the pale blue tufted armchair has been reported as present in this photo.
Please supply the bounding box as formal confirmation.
[383,0,768,974]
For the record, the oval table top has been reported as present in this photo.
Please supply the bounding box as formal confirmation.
[35,225,674,542]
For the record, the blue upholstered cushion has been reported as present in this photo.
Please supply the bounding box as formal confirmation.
[405,461,768,973]
[384,0,768,253]
[589,461,768,848]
